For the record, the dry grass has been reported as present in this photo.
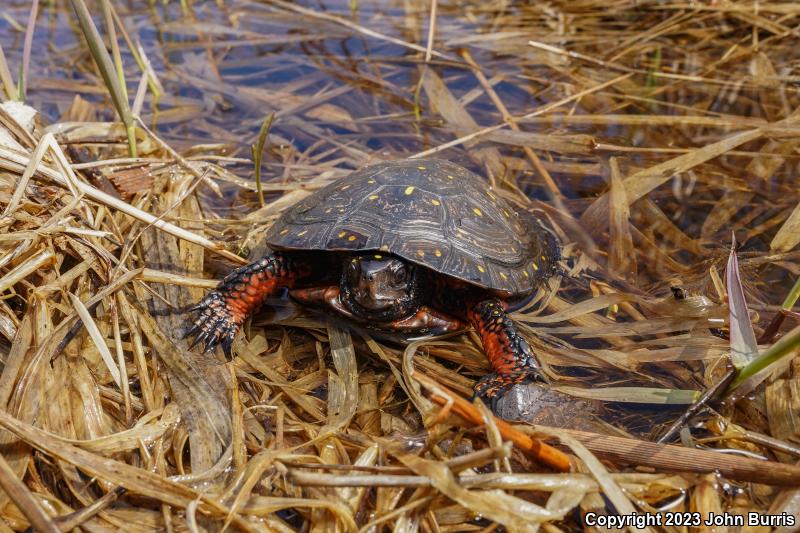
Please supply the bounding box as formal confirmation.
[0,0,800,530]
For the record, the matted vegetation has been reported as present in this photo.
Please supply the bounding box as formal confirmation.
[0,0,800,530]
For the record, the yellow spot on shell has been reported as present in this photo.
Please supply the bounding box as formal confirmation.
[541,255,547,261]
[374,254,383,259]
[348,235,357,241]
[487,191,496,200]
[435,249,442,257]
[368,179,376,184]
[523,271,529,278]
[417,166,427,170]
[447,175,454,180]
[369,195,379,200]
[531,262,539,271]
[405,186,415,195]
[431,199,440,206]
[279,228,289,235]
[502,209,510,217]
[341,184,351,190]
[417,250,425,257]
[473,208,483,217]
[297,230,307,236]
[477,265,486,273]
[500,272,508,280]
[338,231,346,238]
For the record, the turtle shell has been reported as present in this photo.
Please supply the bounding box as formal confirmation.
[266,159,559,295]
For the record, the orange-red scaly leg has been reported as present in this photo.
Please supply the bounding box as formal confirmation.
[467,299,547,402]
[187,252,308,355]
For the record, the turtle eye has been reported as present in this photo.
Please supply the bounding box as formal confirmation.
[392,265,409,285]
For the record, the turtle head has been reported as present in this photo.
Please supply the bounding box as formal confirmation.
[341,254,422,320]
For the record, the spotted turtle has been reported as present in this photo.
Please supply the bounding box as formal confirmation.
[188,159,560,401]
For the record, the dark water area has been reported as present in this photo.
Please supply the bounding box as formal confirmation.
[1,1,625,178]
[6,1,797,212]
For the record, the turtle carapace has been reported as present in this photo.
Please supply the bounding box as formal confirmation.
[188,159,560,401]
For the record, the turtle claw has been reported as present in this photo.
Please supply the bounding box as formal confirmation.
[186,330,203,351]
[183,323,202,342]
[186,290,242,356]
[220,331,235,357]
[203,337,218,354]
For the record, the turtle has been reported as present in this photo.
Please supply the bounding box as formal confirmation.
[188,158,560,401]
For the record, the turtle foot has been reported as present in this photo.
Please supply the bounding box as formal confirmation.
[472,368,548,411]
[185,252,306,356]
[186,291,242,356]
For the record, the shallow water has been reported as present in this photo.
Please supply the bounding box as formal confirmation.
[5,2,794,192]
[3,1,633,168]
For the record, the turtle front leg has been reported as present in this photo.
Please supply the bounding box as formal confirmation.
[291,286,464,336]
[187,252,310,354]
[290,286,349,316]
[386,307,465,335]
[468,299,547,402]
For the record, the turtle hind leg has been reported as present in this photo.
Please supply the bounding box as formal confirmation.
[467,298,547,403]
[187,252,310,355]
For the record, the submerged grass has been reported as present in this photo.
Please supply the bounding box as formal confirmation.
[0,0,799,530]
